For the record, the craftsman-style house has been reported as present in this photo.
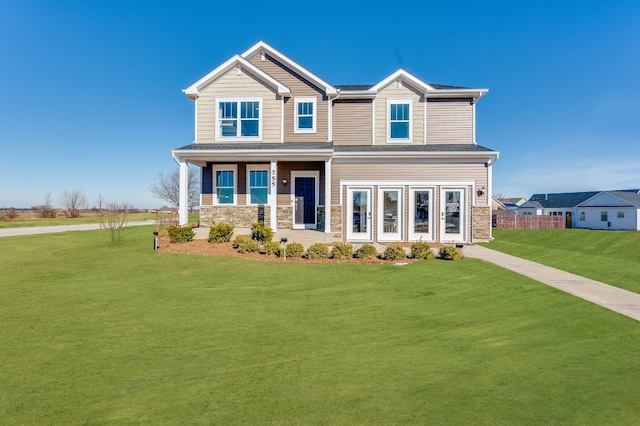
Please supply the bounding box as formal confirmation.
[172,41,499,244]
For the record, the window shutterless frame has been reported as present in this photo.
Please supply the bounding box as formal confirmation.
[294,97,316,133]
[212,165,237,205]
[216,97,262,141]
[387,99,412,143]
[246,164,270,205]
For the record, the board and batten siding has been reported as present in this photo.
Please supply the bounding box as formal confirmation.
[374,84,425,145]
[330,162,488,205]
[332,100,373,145]
[249,54,329,143]
[427,99,473,144]
[196,69,281,143]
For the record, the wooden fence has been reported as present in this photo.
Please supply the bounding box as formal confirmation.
[493,214,565,229]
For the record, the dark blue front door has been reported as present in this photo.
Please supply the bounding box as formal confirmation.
[295,178,315,225]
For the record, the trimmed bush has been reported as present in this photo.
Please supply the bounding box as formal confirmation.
[232,235,252,249]
[355,244,378,259]
[262,241,281,255]
[410,241,434,260]
[167,225,195,244]
[306,243,330,259]
[277,242,304,258]
[383,245,407,261]
[439,245,464,260]
[251,222,274,243]
[208,222,234,243]
[237,238,261,254]
[331,243,354,260]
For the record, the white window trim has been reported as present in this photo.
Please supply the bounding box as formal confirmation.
[246,164,270,206]
[215,97,263,141]
[212,165,237,205]
[377,187,403,242]
[294,96,317,134]
[387,99,413,143]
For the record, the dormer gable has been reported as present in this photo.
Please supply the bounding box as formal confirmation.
[241,40,338,97]
[183,54,291,99]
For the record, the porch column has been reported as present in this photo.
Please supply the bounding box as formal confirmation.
[177,158,189,226]
[270,159,278,231]
[324,158,332,234]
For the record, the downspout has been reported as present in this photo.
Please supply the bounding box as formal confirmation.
[328,89,341,142]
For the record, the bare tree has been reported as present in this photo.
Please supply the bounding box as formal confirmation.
[101,202,130,246]
[150,168,199,210]
[36,192,57,218]
[0,207,19,221]
[60,189,88,218]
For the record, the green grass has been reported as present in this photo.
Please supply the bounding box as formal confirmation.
[1,227,640,424]
[483,228,640,294]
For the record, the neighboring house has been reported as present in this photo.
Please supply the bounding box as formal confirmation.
[576,191,640,230]
[519,190,640,228]
[171,41,499,244]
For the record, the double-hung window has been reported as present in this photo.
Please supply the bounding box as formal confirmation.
[294,97,316,133]
[213,165,237,205]
[388,99,412,142]
[217,98,261,140]
[246,165,269,205]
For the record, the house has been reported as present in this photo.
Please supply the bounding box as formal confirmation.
[576,191,640,230]
[519,190,640,228]
[171,41,499,244]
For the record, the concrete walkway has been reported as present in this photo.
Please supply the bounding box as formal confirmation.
[0,221,155,237]
[463,245,640,322]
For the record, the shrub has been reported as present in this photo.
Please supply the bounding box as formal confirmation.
[383,245,407,261]
[262,241,281,255]
[251,222,274,243]
[233,235,252,249]
[410,241,434,260]
[306,243,330,259]
[167,225,195,243]
[331,243,353,260]
[355,243,378,259]
[439,245,464,260]
[237,238,261,254]
[209,222,234,243]
[277,242,304,258]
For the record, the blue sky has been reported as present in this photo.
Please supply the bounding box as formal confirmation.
[1,1,639,208]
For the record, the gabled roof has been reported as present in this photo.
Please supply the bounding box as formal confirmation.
[241,40,338,96]
[577,191,640,208]
[183,54,291,99]
[519,201,544,209]
[529,189,640,208]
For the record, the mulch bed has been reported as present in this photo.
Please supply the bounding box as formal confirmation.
[156,236,426,264]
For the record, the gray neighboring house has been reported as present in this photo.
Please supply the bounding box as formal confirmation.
[576,191,640,230]
[517,190,640,228]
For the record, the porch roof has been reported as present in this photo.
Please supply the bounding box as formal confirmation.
[172,142,499,166]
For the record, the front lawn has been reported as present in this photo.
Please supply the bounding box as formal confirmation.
[1,227,639,424]
[484,228,640,294]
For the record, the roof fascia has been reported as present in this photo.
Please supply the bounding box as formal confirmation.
[370,68,433,92]
[182,55,291,99]
[333,150,499,161]
[241,40,338,96]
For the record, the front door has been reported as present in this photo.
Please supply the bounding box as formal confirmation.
[294,176,316,229]
[440,188,466,243]
[347,188,372,241]
[566,212,572,228]
[378,187,403,241]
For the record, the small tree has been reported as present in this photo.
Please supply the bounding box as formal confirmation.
[36,193,57,218]
[0,208,18,221]
[150,168,199,211]
[60,189,87,218]
[101,202,130,246]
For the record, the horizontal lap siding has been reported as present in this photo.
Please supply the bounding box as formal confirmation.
[196,69,281,143]
[250,54,329,143]
[427,99,473,144]
[333,100,372,145]
[331,162,488,205]
[374,84,424,145]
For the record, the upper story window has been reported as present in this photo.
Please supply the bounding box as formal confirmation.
[388,99,412,142]
[213,165,237,205]
[246,165,269,205]
[217,97,262,140]
[294,97,316,133]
